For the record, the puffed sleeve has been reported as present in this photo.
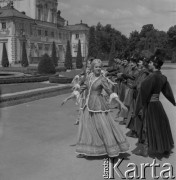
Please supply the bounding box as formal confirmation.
[101,77,113,95]
[101,77,118,100]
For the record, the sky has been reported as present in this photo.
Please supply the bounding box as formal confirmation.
[58,0,176,37]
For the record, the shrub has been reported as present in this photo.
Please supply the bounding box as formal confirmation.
[88,26,97,58]
[1,42,9,67]
[76,39,83,69]
[56,66,67,72]
[38,54,56,74]
[64,40,72,69]
[51,41,58,67]
[21,41,29,67]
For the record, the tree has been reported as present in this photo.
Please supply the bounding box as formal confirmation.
[167,25,176,62]
[167,25,176,48]
[64,40,72,69]
[76,39,83,69]
[108,38,116,67]
[38,53,56,74]
[127,30,140,53]
[1,42,9,67]
[21,41,29,67]
[171,51,176,63]
[51,41,58,67]
[156,30,168,49]
[88,26,97,58]
[140,24,154,38]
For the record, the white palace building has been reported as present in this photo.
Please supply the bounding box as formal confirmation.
[0,0,89,65]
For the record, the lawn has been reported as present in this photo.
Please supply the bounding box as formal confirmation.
[0,69,84,95]
[0,82,59,95]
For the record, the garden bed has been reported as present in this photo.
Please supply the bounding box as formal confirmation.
[0,84,72,108]
[0,75,50,84]
[0,82,59,95]
[49,76,73,84]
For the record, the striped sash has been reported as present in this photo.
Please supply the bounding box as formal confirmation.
[150,94,159,102]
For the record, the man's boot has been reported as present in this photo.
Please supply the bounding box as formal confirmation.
[134,144,148,157]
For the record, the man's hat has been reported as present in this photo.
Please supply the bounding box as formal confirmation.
[153,57,164,68]
[152,48,165,68]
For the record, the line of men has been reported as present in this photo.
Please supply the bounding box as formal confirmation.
[106,55,151,139]
[104,50,176,158]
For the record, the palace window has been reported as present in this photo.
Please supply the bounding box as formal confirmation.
[75,34,79,39]
[51,32,54,37]
[59,33,62,39]
[30,25,33,36]
[44,44,50,51]
[66,33,69,40]
[51,12,55,23]
[1,22,6,29]
[45,30,48,36]
[73,44,78,52]
[38,29,42,36]
[38,8,41,20]
[38,43,43,50]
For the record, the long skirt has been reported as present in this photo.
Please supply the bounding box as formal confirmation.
[76,107,130,157]
[145,101,174,154]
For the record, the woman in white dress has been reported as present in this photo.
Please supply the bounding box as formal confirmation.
[76,59,130,158]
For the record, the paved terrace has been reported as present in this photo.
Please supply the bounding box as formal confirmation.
[0,63,175,180]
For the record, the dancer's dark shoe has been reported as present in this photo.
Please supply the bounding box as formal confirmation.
[134,146,148,157]
[74,120,79,125]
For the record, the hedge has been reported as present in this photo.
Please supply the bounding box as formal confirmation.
[0,84,72,107]
[0,75,49,84]
[56,67,67,72]
[49,76,73,84]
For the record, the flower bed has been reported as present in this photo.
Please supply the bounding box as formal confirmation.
[0,75,49,84]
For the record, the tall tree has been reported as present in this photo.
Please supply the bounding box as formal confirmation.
[1,42,9,67]
[167,25,176,62]
[64,40,72,69]
[76,39,83,69]
[21,41,29,67]
[108,38,116,67]
[51,41,58,67]
[127,30,140,53]
[88,26,97,58]
[167,25,176,48]
[140,24,154,38]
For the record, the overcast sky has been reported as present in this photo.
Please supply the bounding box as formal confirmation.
[58,0,176,37]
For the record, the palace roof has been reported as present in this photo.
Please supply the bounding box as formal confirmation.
[0,5,33,20]
[65,22,89,31]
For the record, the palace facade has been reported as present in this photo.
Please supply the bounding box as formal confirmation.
[0,0,89,65]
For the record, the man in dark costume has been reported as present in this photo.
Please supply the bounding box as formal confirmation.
[126,57,150,138]
[133,49,176,157]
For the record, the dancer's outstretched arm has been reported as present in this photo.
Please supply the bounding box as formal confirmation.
[61,94,75,106]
